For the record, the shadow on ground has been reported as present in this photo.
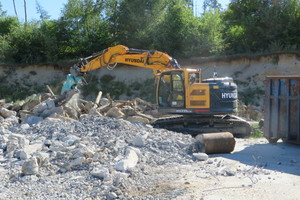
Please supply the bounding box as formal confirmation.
[211,140,300,176]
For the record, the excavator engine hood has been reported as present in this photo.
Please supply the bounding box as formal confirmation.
[203,77,238,114]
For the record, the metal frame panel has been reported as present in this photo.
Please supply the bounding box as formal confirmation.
[264,76,300,144]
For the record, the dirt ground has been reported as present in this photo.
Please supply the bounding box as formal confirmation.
[131,138,300,200]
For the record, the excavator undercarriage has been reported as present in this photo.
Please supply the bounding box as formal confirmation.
[152,114,252,138]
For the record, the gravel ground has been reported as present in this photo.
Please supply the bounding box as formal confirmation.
[0,116,299,200]
[152,138,300,200]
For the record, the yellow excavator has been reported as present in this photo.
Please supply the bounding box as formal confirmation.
[61,45,251,152]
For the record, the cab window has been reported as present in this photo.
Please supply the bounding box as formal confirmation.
[188,72,200,85]
[158,71,185,108]
[158,73,171,107]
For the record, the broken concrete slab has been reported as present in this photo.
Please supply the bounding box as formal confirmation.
[22,157,39,175]
[33,99,56,115]
[0,107,17,118]
[126,116,150,124]
[115,148,139,172]
[91,167,111,180]
[15,149,29,160]
[121,106,136,116]
[11,101,24,111]
[100,98,110,106]
[24,143,43,156]
[22,94,41,111]
[88,108,102,116]
[132,135,148,147]
[0,99,5,106]
[193,152,209,161]
[26,116,44,125]
[106,107,125,119]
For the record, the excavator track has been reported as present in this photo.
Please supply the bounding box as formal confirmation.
[152,115,252,138]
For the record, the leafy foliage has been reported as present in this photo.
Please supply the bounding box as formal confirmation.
[150,0,202,57]
[56,0,112,59]
[99,74,129,99]
[222,0,300,54]
[250,123,264,138]
[129,78,156,103]
[239,86,264,106]
[0,2,6,16]
[108,0,165,48]
[198,8,224,55]
[0,0,298,64]
[0,84,45,102]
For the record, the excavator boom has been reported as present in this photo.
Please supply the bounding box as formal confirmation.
[70,45,181,78]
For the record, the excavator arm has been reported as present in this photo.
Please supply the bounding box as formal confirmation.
[70,45,181,78]
[60,44,181,101]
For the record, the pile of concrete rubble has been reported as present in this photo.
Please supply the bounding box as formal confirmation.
[0,91,264,199]
[0,91,263,129]
[0,92,160,128]
[0,93,207,199]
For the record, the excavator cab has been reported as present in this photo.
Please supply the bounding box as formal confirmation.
[158,70,185,108]
[157,69,238,116]
[157,69,208,112]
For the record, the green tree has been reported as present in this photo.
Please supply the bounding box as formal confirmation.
[0,13,21,63]
[203,0,221,12]
[108,0,225,57]
[108,0,165,48]
[38,20,60,61]
[199,8,224,55]
[0,2,6,16]
[56,0,112,58]
[2,20,59,64]
[0,16,20,36]
[223,0,300,54]
[36,1,50,21]
[7,24,45,63]
[150,0,204,57]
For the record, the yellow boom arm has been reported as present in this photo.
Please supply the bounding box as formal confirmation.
[71,45,181,78]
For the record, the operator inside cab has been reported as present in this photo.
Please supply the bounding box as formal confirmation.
[188,73,200,85]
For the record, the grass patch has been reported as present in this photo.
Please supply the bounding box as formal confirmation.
[249,123,264,138]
